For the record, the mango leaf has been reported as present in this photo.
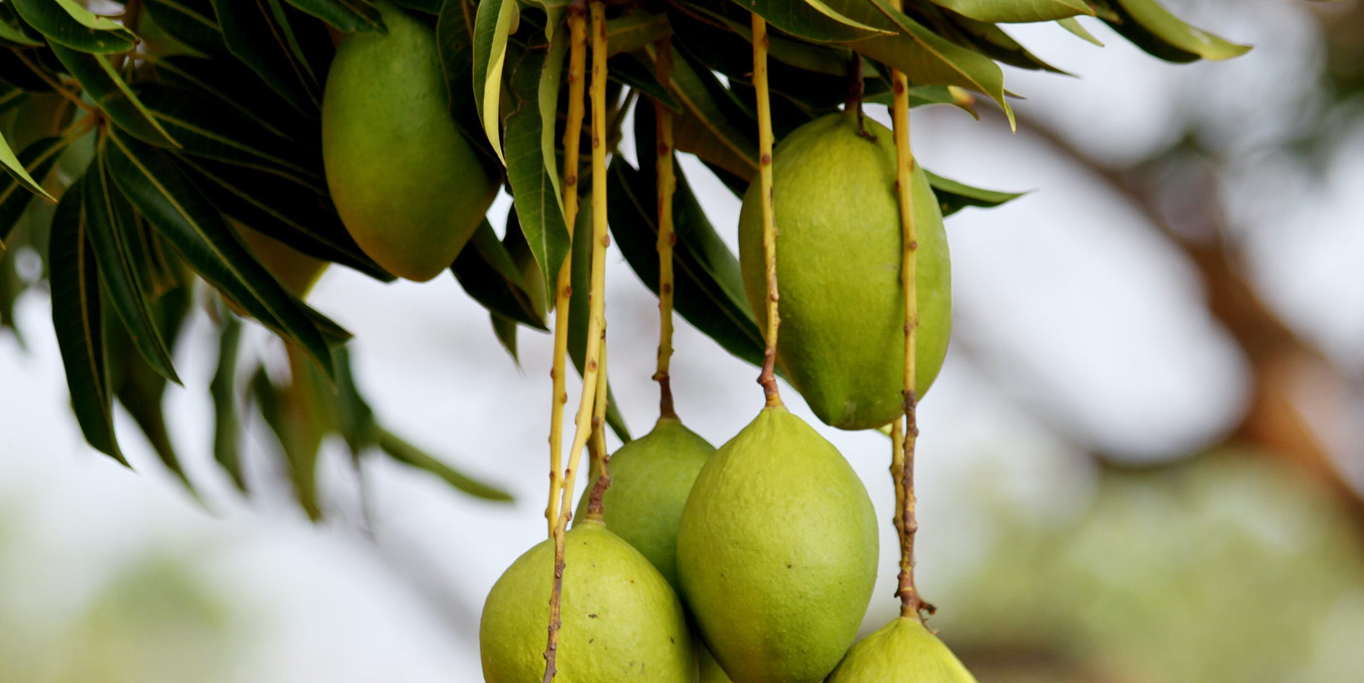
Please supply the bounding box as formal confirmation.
[0,126,54,201]
[437,0,491,157]
[0,3,44,47]
[284,0,386,33]
[566,204,631,443]
[108,285,197,496]
[1101,0,1249,62]
[210,315,246,491]
[613,109,765,368]
[85,143,180,384]
[472,0,518,164]
[48,44,180,148]
[604,13,671,57]
[608,53,679,112]
[736,0,888,42]
[1057,17,1103,46]
[0,49,56,92]
[452,219,547,329]
[0,84,27,118]
[0,135,63,245]
[250,363,324,520]
[146,55,309,142]
[945,13,1070,74]
[377,428,514,501]
[104,128,337,376]
[924,169,1026,216]
[9,0,137,54]
[503,40,570,301]
[490,312,519,364]
[177,156,390,280]
[664,47,759,182]
[926,0,1092,23]
[211,0,325,114]
[392,0,444,13]
[49,177,124,464]
[145,0,227,56]
[133,82,326,192]
[330,345,378,453]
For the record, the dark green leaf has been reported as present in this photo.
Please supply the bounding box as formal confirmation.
[452,219,548,330]
[490,312,518,365]
[250,364,324,520]
[378,428,513,501]
[145,0,228,57]
[737,0,889,42]
[104,128,337,377]
[133,82,326,192]
[177,156,391,281]
[108,285,198,496]
[48,44,180,148]
[0,83,28,116]
[566,204,631,443]
[332,345,378,454]
[943,12,1071,74]
[925,169,1027,216]
[663,45,760,183]
[0,3,45,47]
[85,142,180,384]
[10,0,137,54]
[0,126,54,201]
[605,13,670,57]
[146,55,309,142]
[210,314,246,491]
[504,40,571,302]
[0,49,53,91]
[284,0,386,33]
[437,0,499,166]
[1099,0,1249,63]
[0,135,64,245]
[210,0,326,114]
[391,0,444,13]
[608,53,680,112]
[49,176,124,464]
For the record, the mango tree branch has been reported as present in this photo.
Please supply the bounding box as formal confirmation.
[586,343,612,520]
[653,36,678,419]
[751,15,783,409]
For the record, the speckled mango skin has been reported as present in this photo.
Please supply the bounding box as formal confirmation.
[321,1,497,282]
[574,418,715,590]
[826,617,979,682]
[676,407,878,683]
[479,520,697,683]
[738,113,951,431]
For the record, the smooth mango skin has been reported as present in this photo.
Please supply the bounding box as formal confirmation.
[480,520,697,683]
[676,407,879,683]
[574,417,716,590]
[321,1,497,282]
[826,617,979,682]
[698,645,734,683]
[738,113,951,431]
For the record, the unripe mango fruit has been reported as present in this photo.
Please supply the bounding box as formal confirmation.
[321,1,497,282]
[738,113,951,431]
[676,406,878,683]
[826,617,979,682]
[479,519,697,682]
[574,417,715,590]
[698,645,734,683]
[235,223,328,297]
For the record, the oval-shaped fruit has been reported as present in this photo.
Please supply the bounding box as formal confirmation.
[676,406,878,683]
[574,417,715,589]
[321,1,498,282]
[737,113,951,430]
[826,617,978,682]
[480,519,697,682]
[699,645,734,683]
[235,223,328,297]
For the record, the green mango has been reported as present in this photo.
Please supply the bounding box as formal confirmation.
[321,1,497,282]
[698,645,734,683]
[676,406,878,683]
[826,617,978,682]
[738,113,951,431]
[234,222,327,297]
[480,519,697,682]
[574,417,715,590]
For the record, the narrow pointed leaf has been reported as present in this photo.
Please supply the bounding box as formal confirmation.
[604,13,671,57]
[947,13,1071,74]
[608,53,679,112]
[738,0,888,42]
[250,364,324,520]
[211,315,246,490]
[10,0,137,53]
[284,0,386,33]
[0,128,54,201]
[84,144,180,384]
[332,346,378,454]
[451,219,547,330]
[211,0,324,114]
[378,428,513,501]
[145,0,228,56]
[472,0,518,164]
[104,128,337,376]
[1103,0,1250,62]
[504,41,569,301]
[49,44,180,148]
[926,0,1092,23]
[147,55,309,142]
[490,312,519,365]
[1057,17,1103,46]
[924,169,1027,216]
[665,47,759,181]
[0,3,45,47]
[49,177,123,464]
[0,135,64,244]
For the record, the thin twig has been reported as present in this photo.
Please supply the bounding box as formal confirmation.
[586,343,612,520]
[543,5,610,681]
[751,15,783,409]
[546,2,591,536]
[652,36,678,419]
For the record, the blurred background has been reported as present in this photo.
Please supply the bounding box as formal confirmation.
[3,0,1364,681]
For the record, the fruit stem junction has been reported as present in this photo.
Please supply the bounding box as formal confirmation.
[751,14,784,410]
[652,36,679,421]
[545,0,591,537]
[544,3,610,681]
